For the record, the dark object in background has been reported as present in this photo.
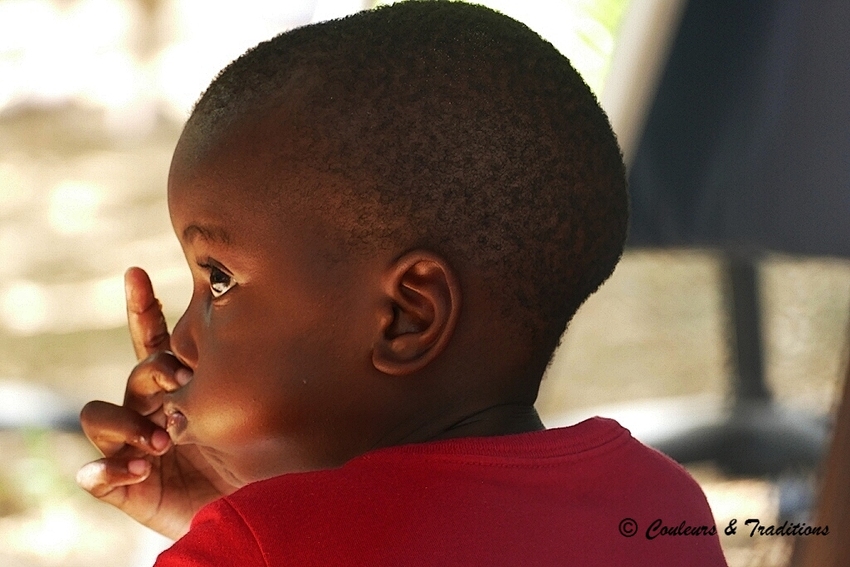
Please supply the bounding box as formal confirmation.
[629,0,849,256]
[627,0,850,475]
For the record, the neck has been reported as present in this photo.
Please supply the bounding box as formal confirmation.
[368,403,544,455]
[430,403,545,441]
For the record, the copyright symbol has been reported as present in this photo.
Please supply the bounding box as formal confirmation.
[619,518,638,537]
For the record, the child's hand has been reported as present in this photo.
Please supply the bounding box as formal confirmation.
[76,267,237,540]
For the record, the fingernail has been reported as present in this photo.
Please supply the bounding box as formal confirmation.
[151,429,171,452]
[175,368,193,386]
[128,459,150,476]
[76,462,105,487]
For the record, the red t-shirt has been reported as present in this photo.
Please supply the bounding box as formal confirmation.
[155,417,728,566]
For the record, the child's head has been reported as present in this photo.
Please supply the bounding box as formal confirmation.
[164,0,627,484]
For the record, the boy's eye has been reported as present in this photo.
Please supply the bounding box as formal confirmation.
[207,265,236,298]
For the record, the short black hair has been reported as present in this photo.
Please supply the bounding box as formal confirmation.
[188,0,628,362]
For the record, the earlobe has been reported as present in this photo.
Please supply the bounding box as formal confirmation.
[372,251,461,376]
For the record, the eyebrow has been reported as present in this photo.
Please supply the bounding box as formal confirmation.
[182,223,232,245]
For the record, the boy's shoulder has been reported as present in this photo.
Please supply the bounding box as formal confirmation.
[158,419,727,566]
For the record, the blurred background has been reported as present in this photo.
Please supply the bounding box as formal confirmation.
[0,0,847,565]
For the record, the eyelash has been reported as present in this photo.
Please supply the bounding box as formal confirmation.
[197,261,237,299]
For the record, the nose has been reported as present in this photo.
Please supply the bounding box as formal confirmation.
[170,303,199,370]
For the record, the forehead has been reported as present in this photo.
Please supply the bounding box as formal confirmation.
[170,118,285,218]
[168,152,259,247]
[167,123,352,265]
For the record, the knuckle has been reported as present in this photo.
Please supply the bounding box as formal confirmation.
[132,355,165,379]
[136,353,181,386]
[92,429,121,447]
[79,400,106,426]
[128,291,160,315]
[143,328,169,351]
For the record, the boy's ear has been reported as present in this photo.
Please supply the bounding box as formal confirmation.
[372,250,461,376]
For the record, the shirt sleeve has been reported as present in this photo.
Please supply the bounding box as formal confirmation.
[153,499,267,567]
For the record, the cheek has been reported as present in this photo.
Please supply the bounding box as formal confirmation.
[183,330,338,479]
[184,314,328,441]
[178,284,370,473]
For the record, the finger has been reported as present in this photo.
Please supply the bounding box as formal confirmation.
[76,456,153,501]
[123,351,192,416]
[80,400,172,457]
[126,267,171,360]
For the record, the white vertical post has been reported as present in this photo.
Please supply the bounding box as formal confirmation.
[600,0,687,167]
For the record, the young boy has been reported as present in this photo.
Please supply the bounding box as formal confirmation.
[77,2,728,565]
